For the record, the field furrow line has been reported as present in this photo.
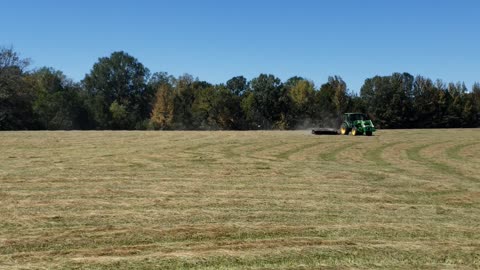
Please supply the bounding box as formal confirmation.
[275,141,327,161]
[318,142,360,162]
[445,141,480,161]
[406,142,479,183]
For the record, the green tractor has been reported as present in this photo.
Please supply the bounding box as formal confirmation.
[339,113,376,136]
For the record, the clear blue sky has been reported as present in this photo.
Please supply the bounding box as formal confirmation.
[2,0,479,91]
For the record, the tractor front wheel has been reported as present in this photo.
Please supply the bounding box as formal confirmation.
[351,127,358,136]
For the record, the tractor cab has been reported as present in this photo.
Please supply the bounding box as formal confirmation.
[344,113,369,122]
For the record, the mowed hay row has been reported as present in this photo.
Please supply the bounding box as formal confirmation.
[0,130,479,269]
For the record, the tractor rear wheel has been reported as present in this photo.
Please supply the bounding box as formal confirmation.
[340,127,349,135]
[366,131,372,136]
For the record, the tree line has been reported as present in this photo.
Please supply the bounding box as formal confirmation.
[1,47,479,130]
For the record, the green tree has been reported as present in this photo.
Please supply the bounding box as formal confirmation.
[249,74,288,129]
[0,47,37,130]
[83,51,150,129]
[192,84,243,130]
[149,72,176,91]
[314,76,348,127]
[444,82,468,127]
[217,85,245,129]
[171,74,196,129]
[331,76,349,114]
[30,67,91,130]
[412,76,438,127]
[226,76,248,96]
[360,73,414,128]
[473,83,480,127]
[109,101,128,129]
[241,91,262,129]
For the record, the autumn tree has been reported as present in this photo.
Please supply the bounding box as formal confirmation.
[150,83,175,129]
[286,77,315,127]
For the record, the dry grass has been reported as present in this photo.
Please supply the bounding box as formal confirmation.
[0,129,479,269]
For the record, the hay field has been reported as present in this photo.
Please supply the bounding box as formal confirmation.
[0,129,479,269]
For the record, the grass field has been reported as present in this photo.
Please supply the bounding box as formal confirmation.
[0,129,479,269]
